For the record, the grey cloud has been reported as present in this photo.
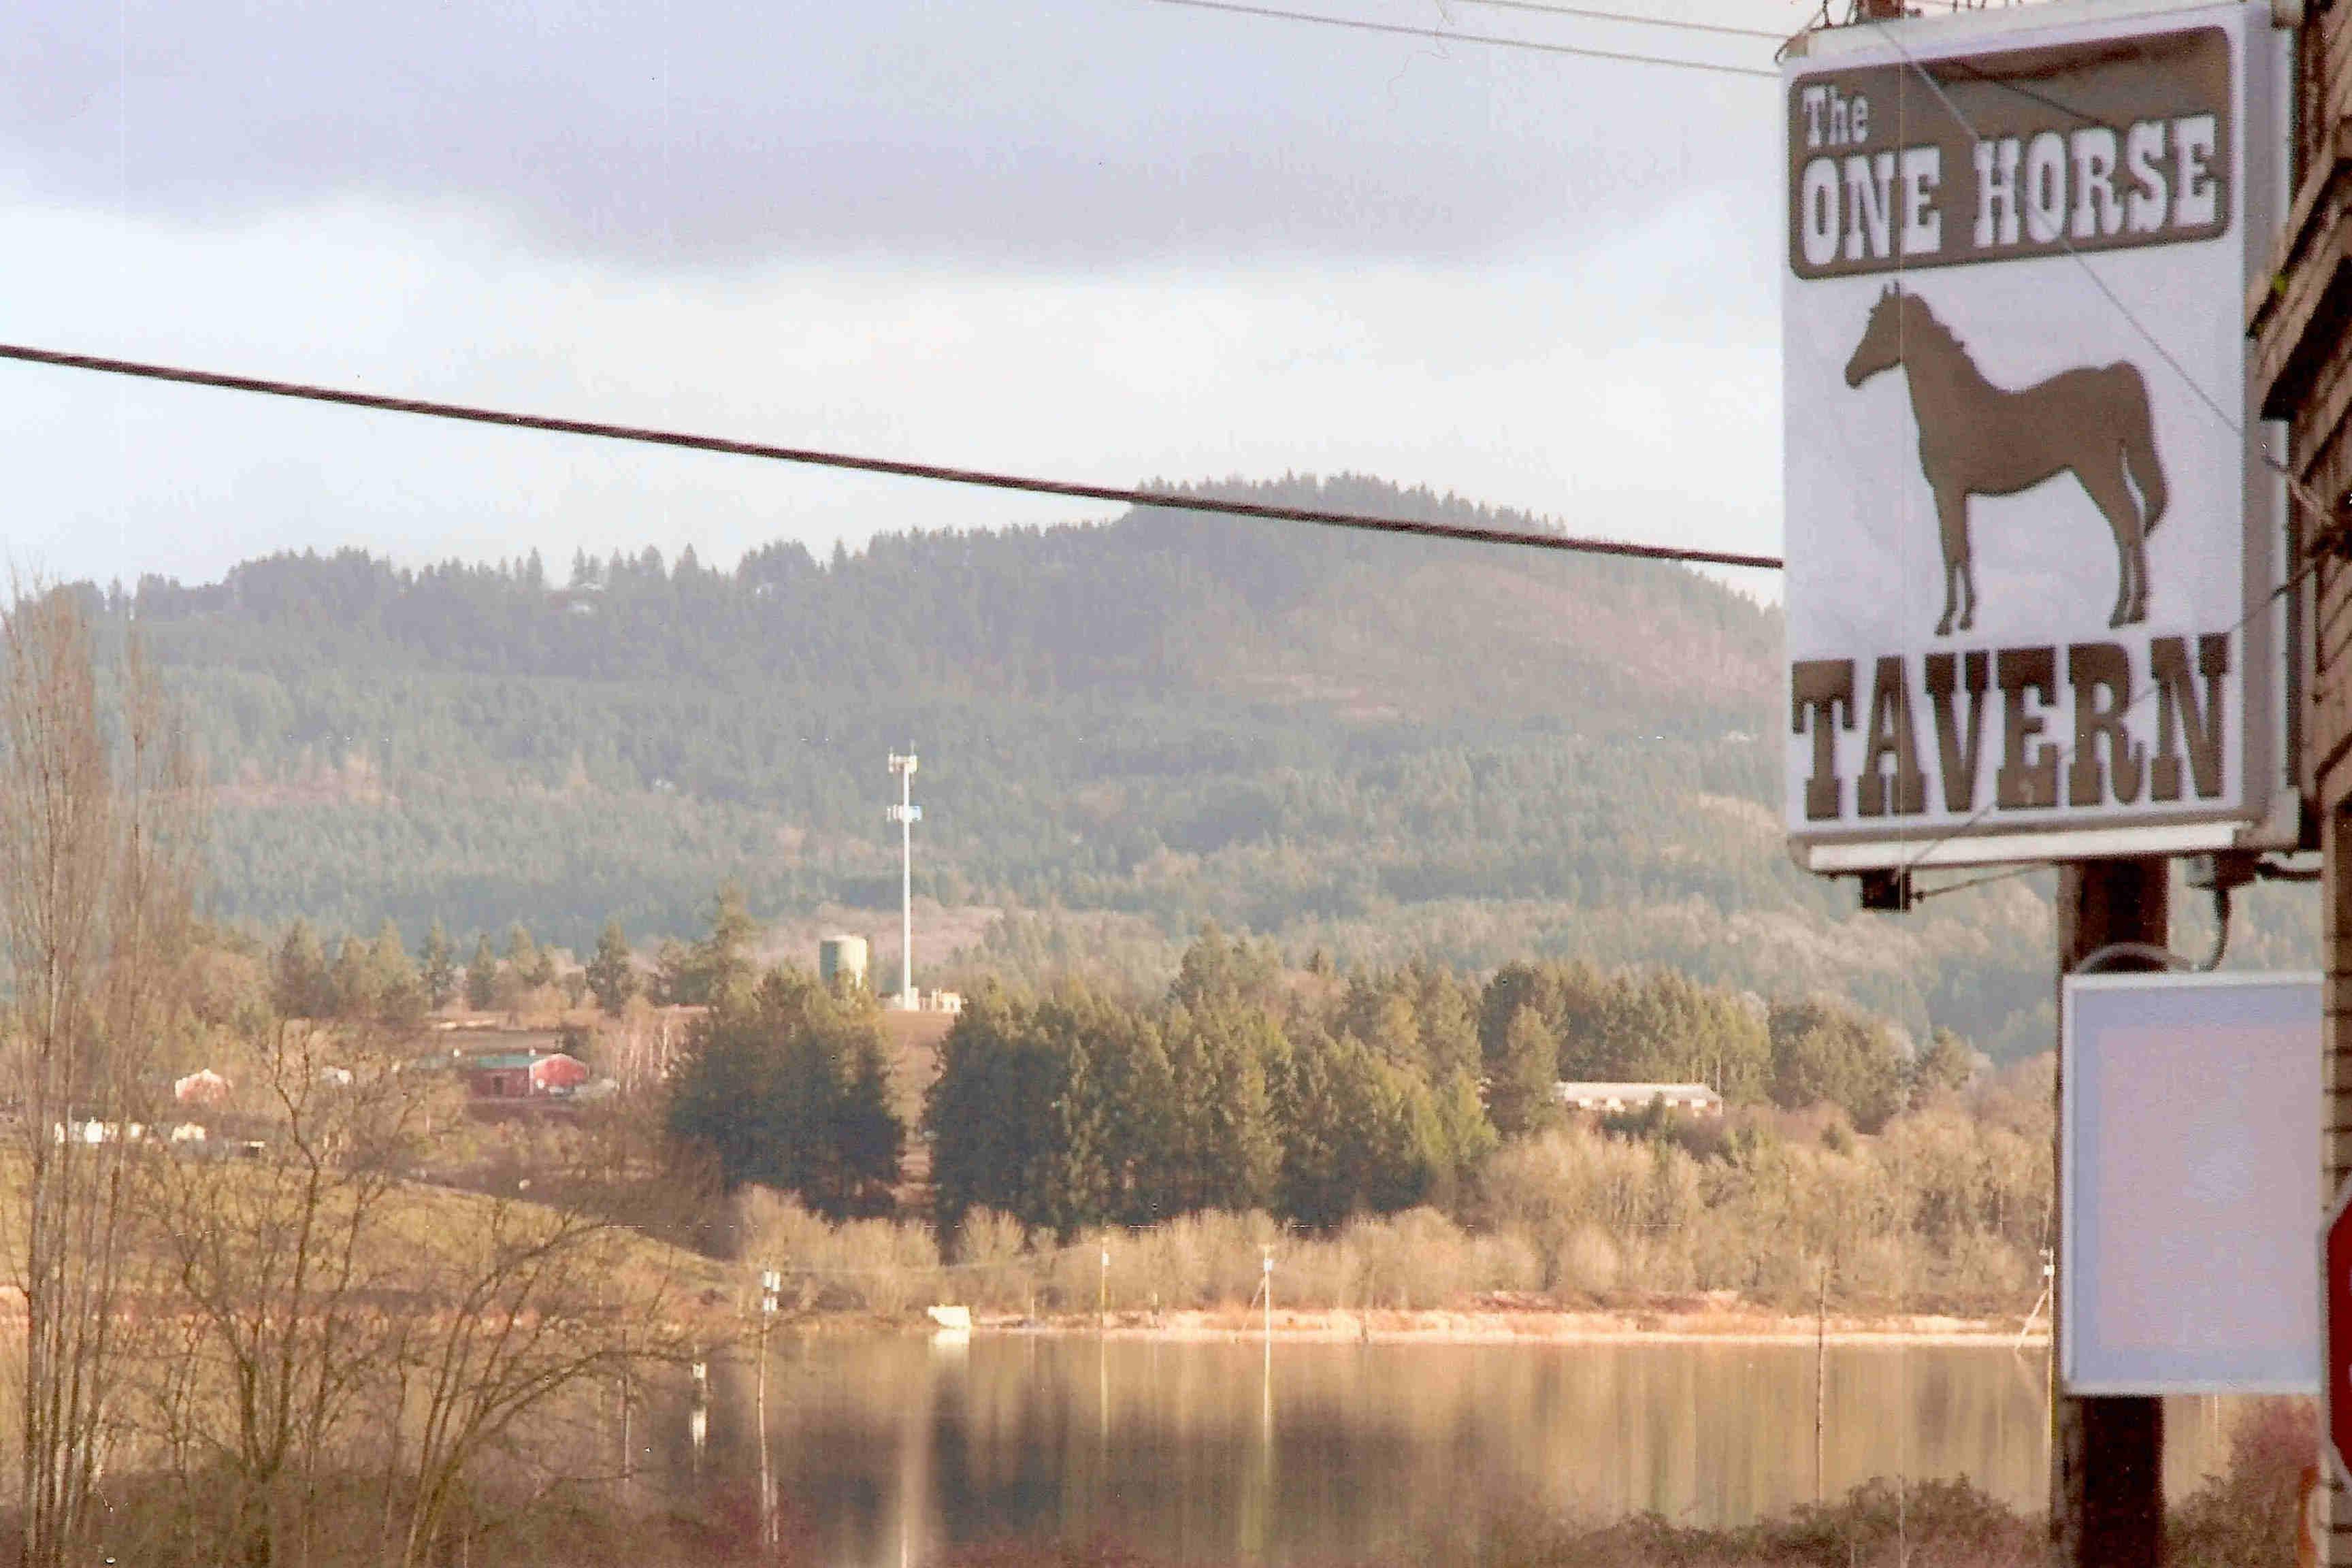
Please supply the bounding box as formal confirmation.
[1,0,1778,265]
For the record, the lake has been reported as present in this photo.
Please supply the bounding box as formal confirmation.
[665,1333,2249,1567]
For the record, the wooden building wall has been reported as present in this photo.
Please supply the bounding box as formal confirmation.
[2255,5,2352,1562]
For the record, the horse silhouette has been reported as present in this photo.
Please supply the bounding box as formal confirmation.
[1842,286,2168,636]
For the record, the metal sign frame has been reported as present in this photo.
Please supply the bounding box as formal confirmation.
[1782,0,2294,874]
[2060,968,2319,1395]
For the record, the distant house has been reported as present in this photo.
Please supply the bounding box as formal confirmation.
[1555,1081,1725,1119]
[174,1068,233,1107]
[54,1120,146,1145]
[888,989,964,1015]
[463,1051,590,1100]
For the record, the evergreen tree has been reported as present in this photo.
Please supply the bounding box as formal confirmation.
[657,884,760,1007]
[1270,1026,1350,1229]
[1338,973,1426,1073]
[271,920,331,1019]
[926,985,1117,1238]
[1408,961,1482,1083]
[691,883,759,1005]
[1480,961,1563,1069]
[504,922,555,990]
[1420,1067,1499,1208]
[1092,1000,1178,1226]
[586,919,638,1016]
[666,968,902,1218]
[1169,923,1279,1013]
[1270,1028,1426,1228]
[1769,998,1907,1130]
[1488,1004,1562,1139]
[420,921,457,1010]
[835,1034,906,1211]
[1161,1000,1279,1215]
[330,936,377,1021]
[464,934,498,1011]
[651,938,691,1006]
[370,917,425,1028]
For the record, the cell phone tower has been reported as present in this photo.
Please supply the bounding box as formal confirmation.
[887,751,921,1009]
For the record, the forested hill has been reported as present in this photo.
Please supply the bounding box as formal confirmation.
[95,474,2303,1062]
[136,474,1778,730]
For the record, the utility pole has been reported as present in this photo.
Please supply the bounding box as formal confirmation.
[888,751,921,1009]
[758,1268,780,1554]
[2051,858,2168,1568]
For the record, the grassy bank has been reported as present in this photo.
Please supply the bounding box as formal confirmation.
[733,1140,2048,1328]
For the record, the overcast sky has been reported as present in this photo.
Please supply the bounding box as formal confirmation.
[0,0,1794,591]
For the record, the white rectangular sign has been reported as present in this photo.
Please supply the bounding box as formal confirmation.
[2062,971,2317,1395]
[1782,0,2289,872]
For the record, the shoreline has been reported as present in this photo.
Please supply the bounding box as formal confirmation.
[836,1301,2052,1347]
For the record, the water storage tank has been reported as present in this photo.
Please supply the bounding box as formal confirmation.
[818,934,870,991]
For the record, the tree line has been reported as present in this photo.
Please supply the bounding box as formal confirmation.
[266,882,764,1025]
[656,909,1975,1241]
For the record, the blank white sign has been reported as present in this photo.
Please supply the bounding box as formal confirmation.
[2063,973,2319,1395]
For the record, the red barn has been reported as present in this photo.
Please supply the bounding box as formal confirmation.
[462,1051,590,1100]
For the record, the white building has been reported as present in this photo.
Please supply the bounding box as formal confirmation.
[1554,1081,1725,1118]
[888,989,963,1015]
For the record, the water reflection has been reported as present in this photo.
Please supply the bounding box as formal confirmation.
[678,1335,2240,1567]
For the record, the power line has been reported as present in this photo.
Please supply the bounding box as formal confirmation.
[1139,0,1780,77]
[1911,864,2044,902]
[0,340,1786,571]
[1450,0,1791,42]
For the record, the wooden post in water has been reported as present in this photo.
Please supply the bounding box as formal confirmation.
[618,1318,633,1498]
[1814,1266,1828,1504]
[1261,1248,1274,1447]
[759,1268,780,1553]
[690,1350,708,1477]
[2051,859,2167,1567]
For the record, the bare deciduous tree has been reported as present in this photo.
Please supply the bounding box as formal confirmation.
[140,1026,423,1568]
[133,1023,693,1568]
[0,589,199,1568]
[385,1170,692,1567]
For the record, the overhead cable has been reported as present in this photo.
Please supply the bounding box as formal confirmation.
[0,340,1785,570]
[1450,0,1791,41]
[1139,0,1780,76]
[1910,864,2044,902]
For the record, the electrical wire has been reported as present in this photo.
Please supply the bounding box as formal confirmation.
[1446,0,1791,41]
[1910,863,2044,902]
[1138,0,1780,76]
[0,340,1786,571]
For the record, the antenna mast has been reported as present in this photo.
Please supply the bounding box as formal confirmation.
[887,752,920,1009]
